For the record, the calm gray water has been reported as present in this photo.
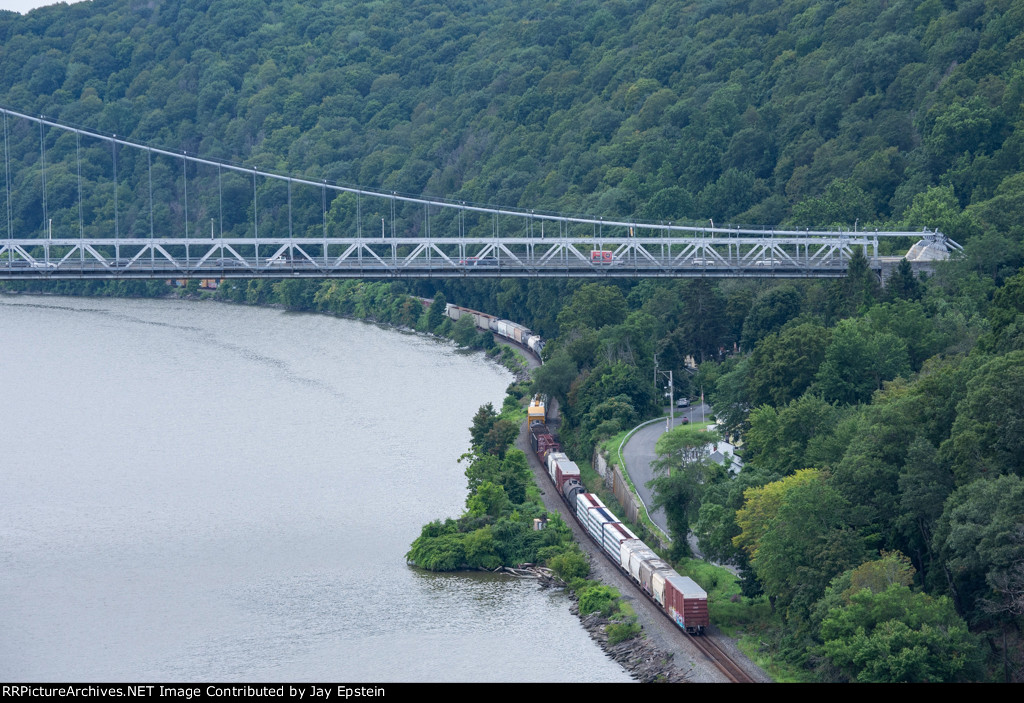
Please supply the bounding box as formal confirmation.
[0,295,632,682]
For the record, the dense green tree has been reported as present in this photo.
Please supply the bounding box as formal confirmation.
[648,424,723,558]
[450,314,480,347]
[943,351,1024,484]
[426,291,447,332]
[706,356,751,439]
[899,186,980,243]
[531,351,576,404]
[580,394,637,446]
[896,438,955,585]
[480,418,518,459]
[740,284,804,351]
[674,281,731,363]
[745,394,842,476]
[789,178,876,228]
[886,259,921,302]
[827,249,881,322]
[814,317,910,405]
[648,469,699,561]
[934,474,1024,623]
[468,403,498,448]
[694,469,774,566]
[555,283,628,334]
[981,271,1024,354]
[465,481,511,519]
[747,321,831,407]
[566,361,657,436]
[736,470,867,617]
[820,583,979,682]
[863,300,950,372]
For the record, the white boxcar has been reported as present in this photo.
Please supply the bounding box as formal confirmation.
[546,452,568,481]
[601,521,638,561]
[585,506,618,544]
[639,555,675,596]
[575,493,605,524]
[621,539,658,577]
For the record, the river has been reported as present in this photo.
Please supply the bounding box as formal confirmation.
[0,295,632,682]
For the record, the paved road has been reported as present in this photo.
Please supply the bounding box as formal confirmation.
[621,403,711,538]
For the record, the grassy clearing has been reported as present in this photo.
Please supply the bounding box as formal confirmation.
[736,634,814,683]
[673,559,772,634]
[672,557,813,683]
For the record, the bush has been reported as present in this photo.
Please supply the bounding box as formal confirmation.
[578,584,620,616]
[546,544,590,581]
[405,532,466,571]
[607,622,641,645]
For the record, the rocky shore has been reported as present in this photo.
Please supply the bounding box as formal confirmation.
[574,608,691,683]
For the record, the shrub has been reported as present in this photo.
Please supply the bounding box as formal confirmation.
[547,545,590,581]
[578,584,619,616]
[607,622,641,645]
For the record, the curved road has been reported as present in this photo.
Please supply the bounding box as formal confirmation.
[621,404,711,538]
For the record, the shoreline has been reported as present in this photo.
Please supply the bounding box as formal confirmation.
[2,285,691,682]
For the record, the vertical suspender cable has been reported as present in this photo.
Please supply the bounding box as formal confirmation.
[183,154,189,269]
[217,164,223,239]
[77,133,84,265]
[4,112,11,264]
[112,138,119,241]
[182,153,188,239]
[148,149,154,267]
[253,168,258,263]
[39,120,47,238]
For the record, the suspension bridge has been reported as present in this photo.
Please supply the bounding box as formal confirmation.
[0,107,960,281]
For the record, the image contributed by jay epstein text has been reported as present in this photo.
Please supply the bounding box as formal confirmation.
[2,687,386,700]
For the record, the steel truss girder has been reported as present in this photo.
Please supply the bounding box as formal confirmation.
[0,233,936,280]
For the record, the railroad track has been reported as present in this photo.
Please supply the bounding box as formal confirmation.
[686,630,757,683]
[517,367,758,683]
[545,454,758,682]
[616,556,758,683]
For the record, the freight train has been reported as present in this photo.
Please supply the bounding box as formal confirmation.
[441,299,709,634]
[530,415,709,634]
[444,303,544,357]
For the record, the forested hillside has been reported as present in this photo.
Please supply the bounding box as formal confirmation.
[3,0,1024,233]
[3,0,1024,682]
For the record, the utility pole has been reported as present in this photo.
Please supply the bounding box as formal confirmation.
[656,368,674,431]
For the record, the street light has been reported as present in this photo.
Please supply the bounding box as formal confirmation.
[656,368,674,431]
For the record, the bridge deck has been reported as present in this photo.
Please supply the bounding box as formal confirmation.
[0,235,941,280]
